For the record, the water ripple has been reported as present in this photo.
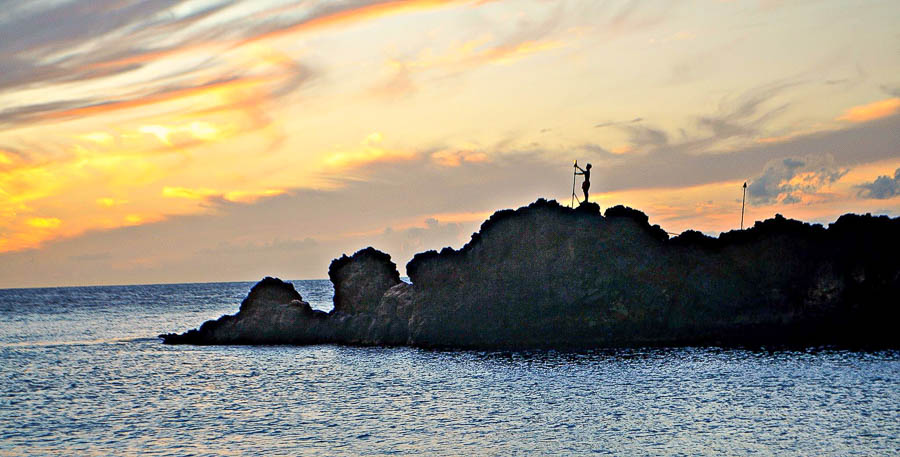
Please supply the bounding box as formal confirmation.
[1,283,898,455]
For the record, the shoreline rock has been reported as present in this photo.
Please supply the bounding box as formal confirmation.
[162,199,899,349]
[161,276,329,345]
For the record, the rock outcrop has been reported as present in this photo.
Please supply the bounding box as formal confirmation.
[161,277,329,345]
[329,247,402,315]
[162,199,899,349]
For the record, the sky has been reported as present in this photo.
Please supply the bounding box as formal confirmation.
[1,0,898,288]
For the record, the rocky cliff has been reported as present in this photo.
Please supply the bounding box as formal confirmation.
[162,199,899,348]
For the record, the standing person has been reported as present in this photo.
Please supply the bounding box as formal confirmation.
[575,163,591,202]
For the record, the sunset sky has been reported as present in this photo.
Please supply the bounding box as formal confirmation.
[1,0,898,287]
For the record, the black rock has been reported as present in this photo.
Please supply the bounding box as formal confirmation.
[163,199,900,349]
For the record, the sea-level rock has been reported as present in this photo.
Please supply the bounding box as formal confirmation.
[162,249,409,345]
[163,199,900,349]
[160,277,329,345]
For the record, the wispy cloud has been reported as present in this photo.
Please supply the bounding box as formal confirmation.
[163,186,285,204]
[26,217,62,229]
[604,79,801,156]
[0,0,474,129]
[239,0,472,46]
[0,59,314,130]
[391,35,565,75]
[689,79,799,147]
[0,1,232,92]
[35,77,261,122]
[1,0,898,287]
[594,117,643,129]
[0,151,561,284]
[836,98,900,123]
[367,1,599,98]
[623,125,669,149]
[369,35,565,99]
[430,149,489,167]
[322,133,417,170]
[589,111,900,193]
[367,65,417,100]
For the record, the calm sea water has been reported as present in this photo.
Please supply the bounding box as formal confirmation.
[0,281,898,456]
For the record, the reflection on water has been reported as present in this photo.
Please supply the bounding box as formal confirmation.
[1,282,898,455]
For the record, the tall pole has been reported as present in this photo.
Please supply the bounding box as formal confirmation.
[741,181,747,230]
[571,159,578,207]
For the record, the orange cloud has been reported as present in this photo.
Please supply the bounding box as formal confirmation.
[138,121,224,146]
[0,150,15,166]
[162,186,217,200]
[836,98,900,123]
[78,132,116,145]
[431,149,489,167]
[368,65,417,100]
[223,189,285,203]
[479,39,565,65]
[27,217,62,229]
[162,186,285,203]
[0,231,56,252]
[241,0,467,46]
[0,76,287,254]
[39,77,266,122]
[96,197,127,207]
[0,163,59,206]
[407,37,565,71]
[125,215,144,225]
[77,1,474,83]
[374,36,564,98]
[9,1,476,133]
[83,44,221,71]
[324,133,416,169]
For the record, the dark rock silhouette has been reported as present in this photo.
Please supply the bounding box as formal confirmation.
[162,276,329,345]
[330,247,402,315]
[162,199,899,349]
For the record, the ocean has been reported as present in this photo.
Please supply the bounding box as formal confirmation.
[1,280,897,456]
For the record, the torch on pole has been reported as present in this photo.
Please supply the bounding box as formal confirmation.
[571,159,579,208]
[741,181,747,230]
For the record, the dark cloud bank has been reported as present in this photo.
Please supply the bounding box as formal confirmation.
[857,168,900,200]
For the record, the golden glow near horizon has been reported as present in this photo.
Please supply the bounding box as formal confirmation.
[836,98,900,123]
[0,0,899,286]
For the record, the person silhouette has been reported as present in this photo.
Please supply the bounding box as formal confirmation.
[575,163,591,202]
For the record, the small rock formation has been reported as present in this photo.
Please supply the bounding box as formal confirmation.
[326,247,403,344]
[365,282,415,345]
[162,199,900,349]
[161,277,328,345]
[330,247,402,315]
